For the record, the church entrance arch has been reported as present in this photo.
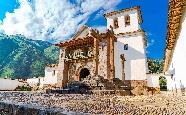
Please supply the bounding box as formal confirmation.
[79,68,90,81]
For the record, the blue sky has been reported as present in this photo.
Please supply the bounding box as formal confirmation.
[0,0,18,19]
[0,0,168,59]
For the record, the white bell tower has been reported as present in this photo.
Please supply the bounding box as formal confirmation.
[104,6,147,89]
[104,6,142,34]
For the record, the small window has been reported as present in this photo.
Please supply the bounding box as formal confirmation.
[113,18,119,29]
[53,70,56,76]
[124,44,128,50]
[125,15,130,26]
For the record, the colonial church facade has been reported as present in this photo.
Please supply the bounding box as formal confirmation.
[55,6,147,90]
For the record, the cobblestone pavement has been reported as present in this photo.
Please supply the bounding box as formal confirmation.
[0,91,186,114]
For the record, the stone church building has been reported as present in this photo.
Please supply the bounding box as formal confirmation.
[55,6,147,91]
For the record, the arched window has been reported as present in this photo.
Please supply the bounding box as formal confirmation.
[125,15,130,26]
[113,18,119,29]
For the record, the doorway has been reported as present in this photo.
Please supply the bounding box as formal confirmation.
[79,68,90,81]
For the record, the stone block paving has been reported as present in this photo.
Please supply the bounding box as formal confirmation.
[0,91,186,114]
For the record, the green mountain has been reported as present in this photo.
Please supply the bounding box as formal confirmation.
[0,34,59,79]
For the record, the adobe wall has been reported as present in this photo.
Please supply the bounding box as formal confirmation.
[0,79,24,91]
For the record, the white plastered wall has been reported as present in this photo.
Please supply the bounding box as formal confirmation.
[166,10,186,90]
[106,8,147,81]
[147,74,160,88]
[114,34,146,80]
[0,78,24,90]
[44,67,58,85]
[106,10,141,34]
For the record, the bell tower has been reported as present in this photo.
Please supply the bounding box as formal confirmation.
[104,6,147,95]
[104,6,143,34]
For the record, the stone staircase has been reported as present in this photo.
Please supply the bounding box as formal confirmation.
[81,75,130,90]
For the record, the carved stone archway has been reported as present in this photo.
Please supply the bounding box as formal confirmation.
[75,64,92,81]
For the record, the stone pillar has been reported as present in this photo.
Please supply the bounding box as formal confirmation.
[110,37,115,80]
[120,54,126,81]
[62,62,69,87]
[57,48,69,88]
[93,37,99,75]
[107,36,115,80]
[107,36,111,80]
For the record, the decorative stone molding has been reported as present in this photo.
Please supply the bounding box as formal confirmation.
[116,29,144,36]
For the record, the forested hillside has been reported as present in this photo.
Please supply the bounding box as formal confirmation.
[0,34,59,79]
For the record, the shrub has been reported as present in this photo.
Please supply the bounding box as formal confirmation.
[15,85,32,91]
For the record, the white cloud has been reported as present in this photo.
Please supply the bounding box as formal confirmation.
[147,39,155,48]
[94,0,122,20]
[146,32,153,36]
[0,0,121,41]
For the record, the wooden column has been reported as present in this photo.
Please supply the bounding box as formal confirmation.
[93,37,99,75]
[120,54,126,81]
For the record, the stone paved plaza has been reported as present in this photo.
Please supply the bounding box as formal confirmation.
[0,91,186,114]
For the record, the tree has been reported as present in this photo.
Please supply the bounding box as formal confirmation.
[159,76,167,90]
[147,58,163,74]
[1,67,14,78]
[30,60,45,77]
[0,34,59,79]
[44,46,59,64]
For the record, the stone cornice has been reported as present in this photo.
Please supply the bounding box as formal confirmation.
[115,29,144,36]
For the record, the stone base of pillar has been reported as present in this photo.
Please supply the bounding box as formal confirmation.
[147,87,160,95]
[124,80,147,95]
